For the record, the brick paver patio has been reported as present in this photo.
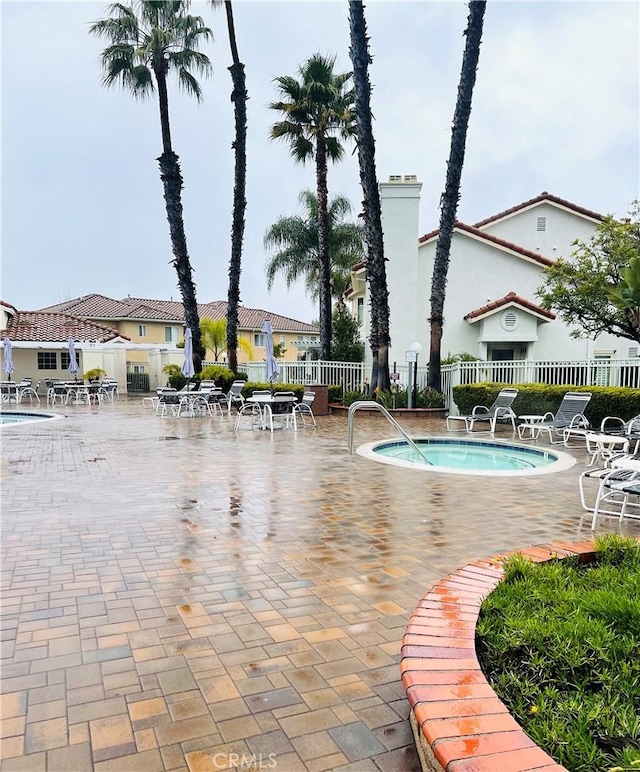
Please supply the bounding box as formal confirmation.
[2,399,638,771]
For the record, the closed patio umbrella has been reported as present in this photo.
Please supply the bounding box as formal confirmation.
[262,319,279,386]
[3,337,14,381]
[182,328,195,382]
[67,338,80,382]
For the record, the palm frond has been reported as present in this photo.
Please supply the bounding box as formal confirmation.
[169,48,212,77]
[175,68,201,100]
[325,136,345,162]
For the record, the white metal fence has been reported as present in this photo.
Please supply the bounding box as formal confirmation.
[210,358,640,409]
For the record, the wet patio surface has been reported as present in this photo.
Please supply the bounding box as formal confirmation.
[2,399,638,771]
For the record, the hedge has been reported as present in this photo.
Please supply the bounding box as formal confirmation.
[451,383,640,429]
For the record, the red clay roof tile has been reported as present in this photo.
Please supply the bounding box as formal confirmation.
[464,292,556,322]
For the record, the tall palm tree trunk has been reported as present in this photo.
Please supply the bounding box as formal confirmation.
[155,66,204,371]
[428,0,486,392]
[348,0,390,393]
[224,0,247,375]
[315,138,332,361]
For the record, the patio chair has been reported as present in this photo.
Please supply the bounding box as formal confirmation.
[446,387,518,434]
[266,392,297,431]
[517,391,592,444]
[17,378,40,404]
[578,454,639,513]
[221,380,246,415]
[292,391,317,427]
[191,389,225,417]
[97,382,118,403]
[155,388,181,417]
[600,413,640,455]
[587,457,640,529]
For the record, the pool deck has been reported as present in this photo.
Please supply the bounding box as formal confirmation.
[2,399,639,771]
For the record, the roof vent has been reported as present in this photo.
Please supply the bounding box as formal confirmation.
[501,310,518,331]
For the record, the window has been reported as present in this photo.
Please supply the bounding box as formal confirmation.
[536,216,546,232]
[254,333,265,347]
[37,352,57,370]
[357,297,364,324]
[138,324,147,337]
[165,326,177,343]
[280,335,286,344]
[60,351,80,370]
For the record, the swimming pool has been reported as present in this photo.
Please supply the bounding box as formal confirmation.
[0,411,62,426]
[356,437,576,476]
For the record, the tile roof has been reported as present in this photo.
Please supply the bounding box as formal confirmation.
[464,291,556,321]
[38,295,319,333]
[1,311,129,343]
[418,222,554,266]
[472,191,604,228]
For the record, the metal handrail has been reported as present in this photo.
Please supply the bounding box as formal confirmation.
[347,401,432,464]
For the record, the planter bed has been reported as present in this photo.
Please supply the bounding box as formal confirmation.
[400,539,630,772]
[329,403,448,418]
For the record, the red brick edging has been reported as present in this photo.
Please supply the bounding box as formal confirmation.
[400,540,608,772]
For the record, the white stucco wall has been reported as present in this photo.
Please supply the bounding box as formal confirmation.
[477,202,600,260]
[369,180,627,366]
[379,179,423,363]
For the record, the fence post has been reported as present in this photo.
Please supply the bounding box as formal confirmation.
[448,363,461,414]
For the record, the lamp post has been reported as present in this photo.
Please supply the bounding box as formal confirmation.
[410,342,422,407]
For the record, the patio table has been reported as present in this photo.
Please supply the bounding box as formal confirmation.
[245,393,298,432]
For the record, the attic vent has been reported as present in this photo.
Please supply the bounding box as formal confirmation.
[629,347,638,358]
[537,216,546,232]
[501,310,518,331]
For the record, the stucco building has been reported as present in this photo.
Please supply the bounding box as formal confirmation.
[348,177,627,370]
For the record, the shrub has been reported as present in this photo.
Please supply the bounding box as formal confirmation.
[343,389,369,406]
[328,385,342,404]
[200,365,244,392]
[82,367,107,382]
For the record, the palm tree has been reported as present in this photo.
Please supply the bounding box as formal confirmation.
[200,317,252,362]
[427,0,487,392]
[348,0,391,393]
[269,54,356,360]
[264,190,365,313]
[90,0,212,372]
[222,0,247,375]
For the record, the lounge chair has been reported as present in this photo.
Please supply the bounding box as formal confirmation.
[446,387,518,434]
[517,391,592,444]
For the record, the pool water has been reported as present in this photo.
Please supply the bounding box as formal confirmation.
[0,411,59,425]
[358,437,576,476]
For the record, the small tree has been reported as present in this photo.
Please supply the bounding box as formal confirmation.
[537,203,640,343]
[331,305,364,362]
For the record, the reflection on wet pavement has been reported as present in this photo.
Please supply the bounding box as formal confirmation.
[1,399,638,770]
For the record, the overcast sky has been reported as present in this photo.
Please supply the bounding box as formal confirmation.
[3,1,639,324]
